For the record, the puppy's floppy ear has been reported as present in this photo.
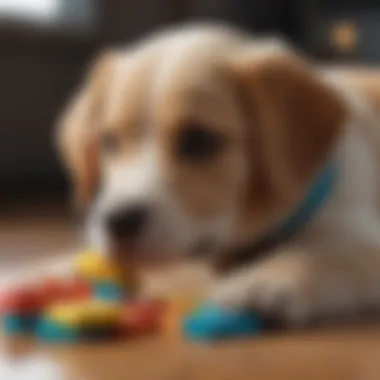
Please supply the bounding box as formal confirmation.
[229,47,347,223]
[56,50,118,207]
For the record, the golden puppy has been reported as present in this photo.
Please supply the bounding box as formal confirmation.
[57,24,380,324]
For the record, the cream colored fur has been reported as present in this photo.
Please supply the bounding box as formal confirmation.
[19,25,380,325]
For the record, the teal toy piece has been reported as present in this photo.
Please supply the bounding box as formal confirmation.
[183,304,262,341]
[93,281,125,301]
[2,314,38,335]
[36,318,119,343]
[36,318,78,343]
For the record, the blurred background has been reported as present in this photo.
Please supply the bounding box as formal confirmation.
[0,0,377,205]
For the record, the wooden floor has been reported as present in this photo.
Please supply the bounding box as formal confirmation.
[4,321,380,379]
[0,200,77,268]
[3,203,380,380]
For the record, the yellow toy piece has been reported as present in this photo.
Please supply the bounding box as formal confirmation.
[45,300,123,328]
[75,250,122,283]
[75,249,140,296]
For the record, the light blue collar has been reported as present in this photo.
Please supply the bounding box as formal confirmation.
[270,162,338,243]
[215,162,339,271]
[257,162,338,250]
[214,162,338,271]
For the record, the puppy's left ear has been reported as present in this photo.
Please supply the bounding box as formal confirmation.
[55,50,119,207]
[228,47,347,221]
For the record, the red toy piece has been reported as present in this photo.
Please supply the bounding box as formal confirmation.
[123,300,165,335]
[40,277,90,306]
[0,278,91,316]
[0,286,43,314]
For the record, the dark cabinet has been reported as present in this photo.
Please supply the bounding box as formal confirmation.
[1,0,378,200]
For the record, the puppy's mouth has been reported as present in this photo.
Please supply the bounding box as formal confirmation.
[109,233,218,267]
[110,238,151,262]
[109,236,180,268]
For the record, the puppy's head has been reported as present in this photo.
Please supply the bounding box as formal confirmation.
[57,25,346,264]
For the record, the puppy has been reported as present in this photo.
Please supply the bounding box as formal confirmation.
[57,24,380,325]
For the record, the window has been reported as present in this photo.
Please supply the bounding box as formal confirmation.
[0,0,95,31]
[0,0,59,23]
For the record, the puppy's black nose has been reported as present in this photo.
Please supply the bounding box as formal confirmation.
[106,206,148,239]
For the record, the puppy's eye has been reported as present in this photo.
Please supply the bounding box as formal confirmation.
[100,132,118,154]
[177,122,223,163]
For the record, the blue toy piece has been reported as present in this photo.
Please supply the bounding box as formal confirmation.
[93,281,125,302]
[36,318,120,343]
[182,303,262,341]
[36,318,78,343]
[3,314,38,335]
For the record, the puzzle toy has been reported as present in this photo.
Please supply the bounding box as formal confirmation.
[183,303,262,341]
[0,249,262,343]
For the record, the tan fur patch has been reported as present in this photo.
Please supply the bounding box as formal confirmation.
[156,61,247,218]
[228,52,347,243]
[56,50,120,206]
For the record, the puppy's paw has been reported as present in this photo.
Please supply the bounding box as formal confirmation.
[209,254,318,324]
